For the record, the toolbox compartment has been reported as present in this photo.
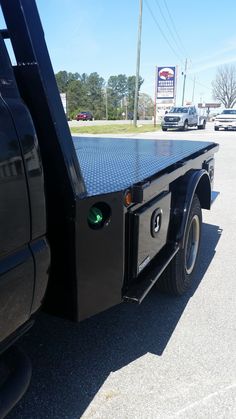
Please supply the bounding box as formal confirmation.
[131,191,171,278]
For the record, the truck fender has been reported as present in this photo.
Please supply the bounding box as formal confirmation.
[175,169,211,247]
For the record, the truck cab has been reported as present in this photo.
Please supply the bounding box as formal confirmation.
[0,33,50,350]
[214,109,236,131]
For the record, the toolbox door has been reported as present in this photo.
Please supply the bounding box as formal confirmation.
[131,192,171,278]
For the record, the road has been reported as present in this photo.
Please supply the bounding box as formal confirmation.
[9,123,236,419]
[69,119,154,127]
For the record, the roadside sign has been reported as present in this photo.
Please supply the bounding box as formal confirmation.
[198,103,221,109]
[157,66,176,99]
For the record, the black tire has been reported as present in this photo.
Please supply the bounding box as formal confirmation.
[214,126,219,131]
[162,127,167,131]
[157,194,202,295]
[182,120,188,131]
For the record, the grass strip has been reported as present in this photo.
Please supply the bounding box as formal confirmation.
[70,123,160,135]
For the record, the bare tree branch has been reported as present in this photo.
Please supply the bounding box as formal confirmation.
[212,65,236,108]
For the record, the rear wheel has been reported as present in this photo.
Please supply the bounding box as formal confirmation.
[157,194,202,295]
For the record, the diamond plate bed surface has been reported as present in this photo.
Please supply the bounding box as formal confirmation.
[73,137,213,197]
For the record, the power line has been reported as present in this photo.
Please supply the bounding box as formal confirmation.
[162,0,189,58]
[145,1,207,103]
[144,0,184,63]
[154,0,186,59]
[188,75,209,91]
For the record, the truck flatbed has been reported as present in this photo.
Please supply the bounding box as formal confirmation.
[73,137,216,196]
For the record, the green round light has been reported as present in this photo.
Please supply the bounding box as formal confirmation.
[88,207,103,225]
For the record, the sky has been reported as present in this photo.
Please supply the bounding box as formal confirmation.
[2,0,236,107]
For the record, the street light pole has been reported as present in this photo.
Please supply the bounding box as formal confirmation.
[133,0,143,127]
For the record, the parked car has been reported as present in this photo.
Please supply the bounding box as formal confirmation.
[214,109,236,130]
[76,111,93,121]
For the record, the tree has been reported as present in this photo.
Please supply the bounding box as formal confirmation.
[138,93,154,119]
[127,75,144,114]
[55,71,79,93]
[212,65,236,108]
[86,72,105,119]
[55,71,105,118]
[107,75,127,106]
[55,70,144,119]
[106,75,127,119]
[67,79,83,115]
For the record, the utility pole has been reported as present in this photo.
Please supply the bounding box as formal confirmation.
[105,85,108,120]
[133,0,143,127]
[154,66,157,127]
[181,58,187,106]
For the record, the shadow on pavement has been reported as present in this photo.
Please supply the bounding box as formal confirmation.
[9,223,222,419]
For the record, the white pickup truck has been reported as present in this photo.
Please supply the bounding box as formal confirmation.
[162,106,207,131]
[214,109,236,131]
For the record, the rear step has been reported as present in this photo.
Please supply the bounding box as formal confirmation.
[0,346,32,418]
[123,244,179,304]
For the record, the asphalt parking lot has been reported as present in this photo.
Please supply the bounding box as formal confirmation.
[9,122,236,419]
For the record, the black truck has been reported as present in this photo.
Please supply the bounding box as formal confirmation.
[0,0,218,416]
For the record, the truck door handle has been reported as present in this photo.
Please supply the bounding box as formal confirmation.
[151,208,163,237]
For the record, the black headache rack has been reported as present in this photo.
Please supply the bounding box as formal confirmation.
[0,0,219,322]
[0,0,87,321]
